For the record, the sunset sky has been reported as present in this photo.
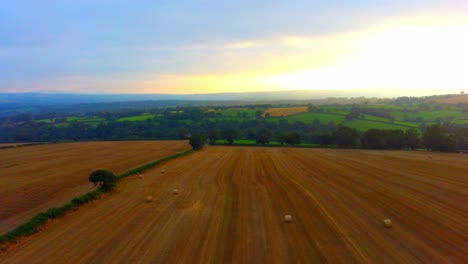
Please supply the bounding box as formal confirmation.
[1,0,467,96]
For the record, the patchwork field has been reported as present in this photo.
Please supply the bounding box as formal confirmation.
[1,147,467,263]
[435,95,467,104]
[0,143,31,148]
[263,106,309,117]
[0,141,190,233]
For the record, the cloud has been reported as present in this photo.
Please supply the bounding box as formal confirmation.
[228,41,263,49]
[1,1,467,95]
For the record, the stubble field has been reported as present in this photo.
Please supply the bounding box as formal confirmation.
[0,140,190,233]
[263,106,309,117]
[1,146,467,263]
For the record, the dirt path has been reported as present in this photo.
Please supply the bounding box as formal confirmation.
[0,140,190,232]
[1,147,467,263]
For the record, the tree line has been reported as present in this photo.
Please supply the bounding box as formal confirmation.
[1,106,466,152]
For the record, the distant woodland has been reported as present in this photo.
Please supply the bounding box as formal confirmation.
[1,94,466,152]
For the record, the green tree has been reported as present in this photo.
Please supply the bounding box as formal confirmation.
[317,133,334,145]
[89,169,117,191]
[207,128,220,141]
[256,128,272,145]
[405,127,420,150]
[285,132,301,146]
[277,133,287,145]
[383,129,405,149]
[333,125,359,148]
[361,129,385,149]
[222,129,238,145]
[455,127,468,150]
[423,124,456,152]
[189,134,206,150]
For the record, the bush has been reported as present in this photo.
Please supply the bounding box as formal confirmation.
[89,169,117,191]
[189,134,205,150]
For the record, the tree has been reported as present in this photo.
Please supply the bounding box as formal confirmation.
[256,128,272,145]
[285,132,301,146]
[189,134,205,150]
[382,129,405,149]
[256,135,269,145]
[405,127,420,149]
[317,133,334,145]
[207,128,220,141]
[277,133,287,145]
[423,124,456,152]
[455,127,468,151]
[222,128,238,145]
[255,110,263,118]
[333,125,359,148]
[361,129,385,149]
[89,169,117,191]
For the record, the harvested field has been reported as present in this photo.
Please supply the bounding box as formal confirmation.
[1,147,467,263]
[263,106,308,117]
[0,140,190,233]
[0,143,33,148]
[434,95,467,104]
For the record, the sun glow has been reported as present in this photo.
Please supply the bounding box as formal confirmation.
[263,16,468,93]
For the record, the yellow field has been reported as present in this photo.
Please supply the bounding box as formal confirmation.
[2,147,466,262]
[263,106,308,117]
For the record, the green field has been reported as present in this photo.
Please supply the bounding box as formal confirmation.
[117,114,156,122]
[343,120,412,131]
[268,112,346,124]
[29,103,467,135]
[218,108,264,118]
[52,116,105,127]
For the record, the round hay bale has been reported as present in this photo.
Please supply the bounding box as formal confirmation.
[161,169,165,174]
[428,155,432,158]
[284,215,292,222]
[146,196,153,202]
[138,174,143,179]
[172,189,179,195]
[384,219,392,228]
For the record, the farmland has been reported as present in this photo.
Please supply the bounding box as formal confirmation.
[263,106,309,117]
[1,147,466,262]
[0,141,190,233]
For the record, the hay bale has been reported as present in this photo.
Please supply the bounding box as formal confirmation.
[384,219,392,228]
[172,189,179,195]
[146,196,153,202]
[161,169,165,174]
[138,174,143,179]
[284,215,292,222]
[428,155,432,158]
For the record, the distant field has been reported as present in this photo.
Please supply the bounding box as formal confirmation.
[0,140,190,233]
[0,143,31,147]
[220,108,263,118]
[2,147,466,262]
[435,95,467,104]
[117,114,156,122]
[343,120,412,131]
[283,112,347,124]
[263,106,308,117]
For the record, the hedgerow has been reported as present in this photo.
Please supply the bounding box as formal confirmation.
[0,149,192,252]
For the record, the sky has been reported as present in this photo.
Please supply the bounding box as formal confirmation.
[0,0,467,96]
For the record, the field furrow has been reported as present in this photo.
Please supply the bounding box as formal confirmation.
[1,146,467,263]
[0,141,190,233]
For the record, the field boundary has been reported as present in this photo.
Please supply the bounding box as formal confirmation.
[0,148,193,253]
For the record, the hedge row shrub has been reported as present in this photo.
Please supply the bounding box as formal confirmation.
[0,149,192,251]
